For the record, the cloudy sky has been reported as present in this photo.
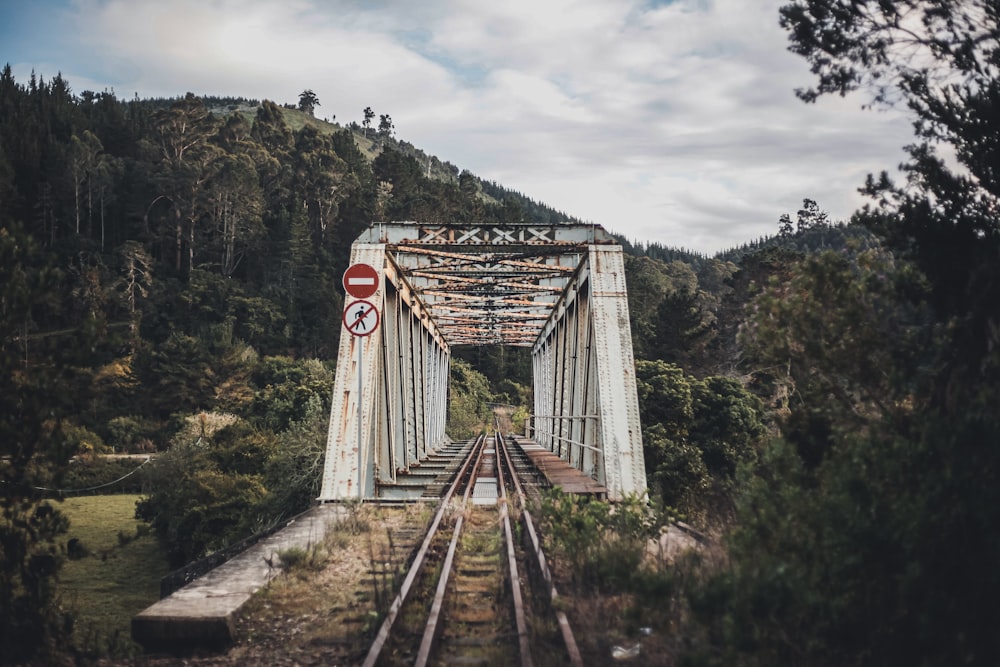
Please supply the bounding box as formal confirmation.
[2,0,916,254]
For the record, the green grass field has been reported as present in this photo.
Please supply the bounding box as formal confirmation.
[58,494,170,656]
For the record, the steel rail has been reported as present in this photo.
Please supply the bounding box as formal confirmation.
[361,433,486,667]
[413,432,490,667]
[364,427,578,666]
[497,430,584,667]
[496,429,535,667]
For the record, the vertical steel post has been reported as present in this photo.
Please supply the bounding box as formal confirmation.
[357,336,363,496]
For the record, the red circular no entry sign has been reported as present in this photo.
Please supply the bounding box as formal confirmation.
[343,263,380,299]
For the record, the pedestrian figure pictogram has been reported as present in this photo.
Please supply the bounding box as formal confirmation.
[343,299,379,336]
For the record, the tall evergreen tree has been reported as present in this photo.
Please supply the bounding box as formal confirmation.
[147,93,221,274]
[297,89,319,116]
[0,224,76,663]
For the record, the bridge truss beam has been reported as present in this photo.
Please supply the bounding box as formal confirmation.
[530,245,646,500]
[319,243,450,500]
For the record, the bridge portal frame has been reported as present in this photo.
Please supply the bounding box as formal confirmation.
[319,223,646,501]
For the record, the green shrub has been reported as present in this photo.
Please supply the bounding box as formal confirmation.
[277,544,327,572]
[447,359,493,438]
[249,356,334,431]
[63,424,109,456]
[105,416,157,453]
[636,361,764,518]
[535,490,658,594]
[136,437,270,567]
[61,457,147,494]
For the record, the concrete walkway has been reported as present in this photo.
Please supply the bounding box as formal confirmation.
[132,504,346,651]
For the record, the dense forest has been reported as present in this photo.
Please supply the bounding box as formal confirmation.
[3,0,1000,663]
[0,68,589,661]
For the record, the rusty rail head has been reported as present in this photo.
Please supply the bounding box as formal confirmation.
[363,430,581,667]
[496,431,583,667]
[362,433,486,667]
[496,433,535,667]
[413,433,492,667]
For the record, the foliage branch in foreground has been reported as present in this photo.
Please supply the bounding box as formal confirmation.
[681,3,1000,665]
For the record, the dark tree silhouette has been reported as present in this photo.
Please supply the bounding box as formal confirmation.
[362,106,374,137]
[297,89,319,115]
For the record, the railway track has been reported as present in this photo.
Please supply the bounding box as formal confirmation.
[361,431,582,667]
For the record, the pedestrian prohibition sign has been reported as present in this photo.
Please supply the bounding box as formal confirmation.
[344,299,379,337]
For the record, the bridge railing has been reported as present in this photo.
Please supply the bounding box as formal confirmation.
[526,414,604,462]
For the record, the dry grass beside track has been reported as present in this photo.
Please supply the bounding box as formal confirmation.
[107,503,429,667]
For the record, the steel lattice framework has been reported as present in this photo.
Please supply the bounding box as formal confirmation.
[319,222,646,501]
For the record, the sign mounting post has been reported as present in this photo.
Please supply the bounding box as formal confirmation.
[343,263,381,498]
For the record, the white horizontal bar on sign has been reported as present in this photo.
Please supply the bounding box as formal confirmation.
[347,277,376,285]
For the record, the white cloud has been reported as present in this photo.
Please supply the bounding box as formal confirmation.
[7,0,917,253]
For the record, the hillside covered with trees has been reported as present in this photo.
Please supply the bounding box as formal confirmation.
[0,70,586,660]
[3,0,1000,662]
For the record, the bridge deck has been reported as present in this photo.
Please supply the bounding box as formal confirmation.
[512,437,607,497]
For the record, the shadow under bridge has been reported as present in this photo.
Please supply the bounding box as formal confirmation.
[318,222,646,501]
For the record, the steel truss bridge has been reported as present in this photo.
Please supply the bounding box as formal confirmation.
[319,222,646,501]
